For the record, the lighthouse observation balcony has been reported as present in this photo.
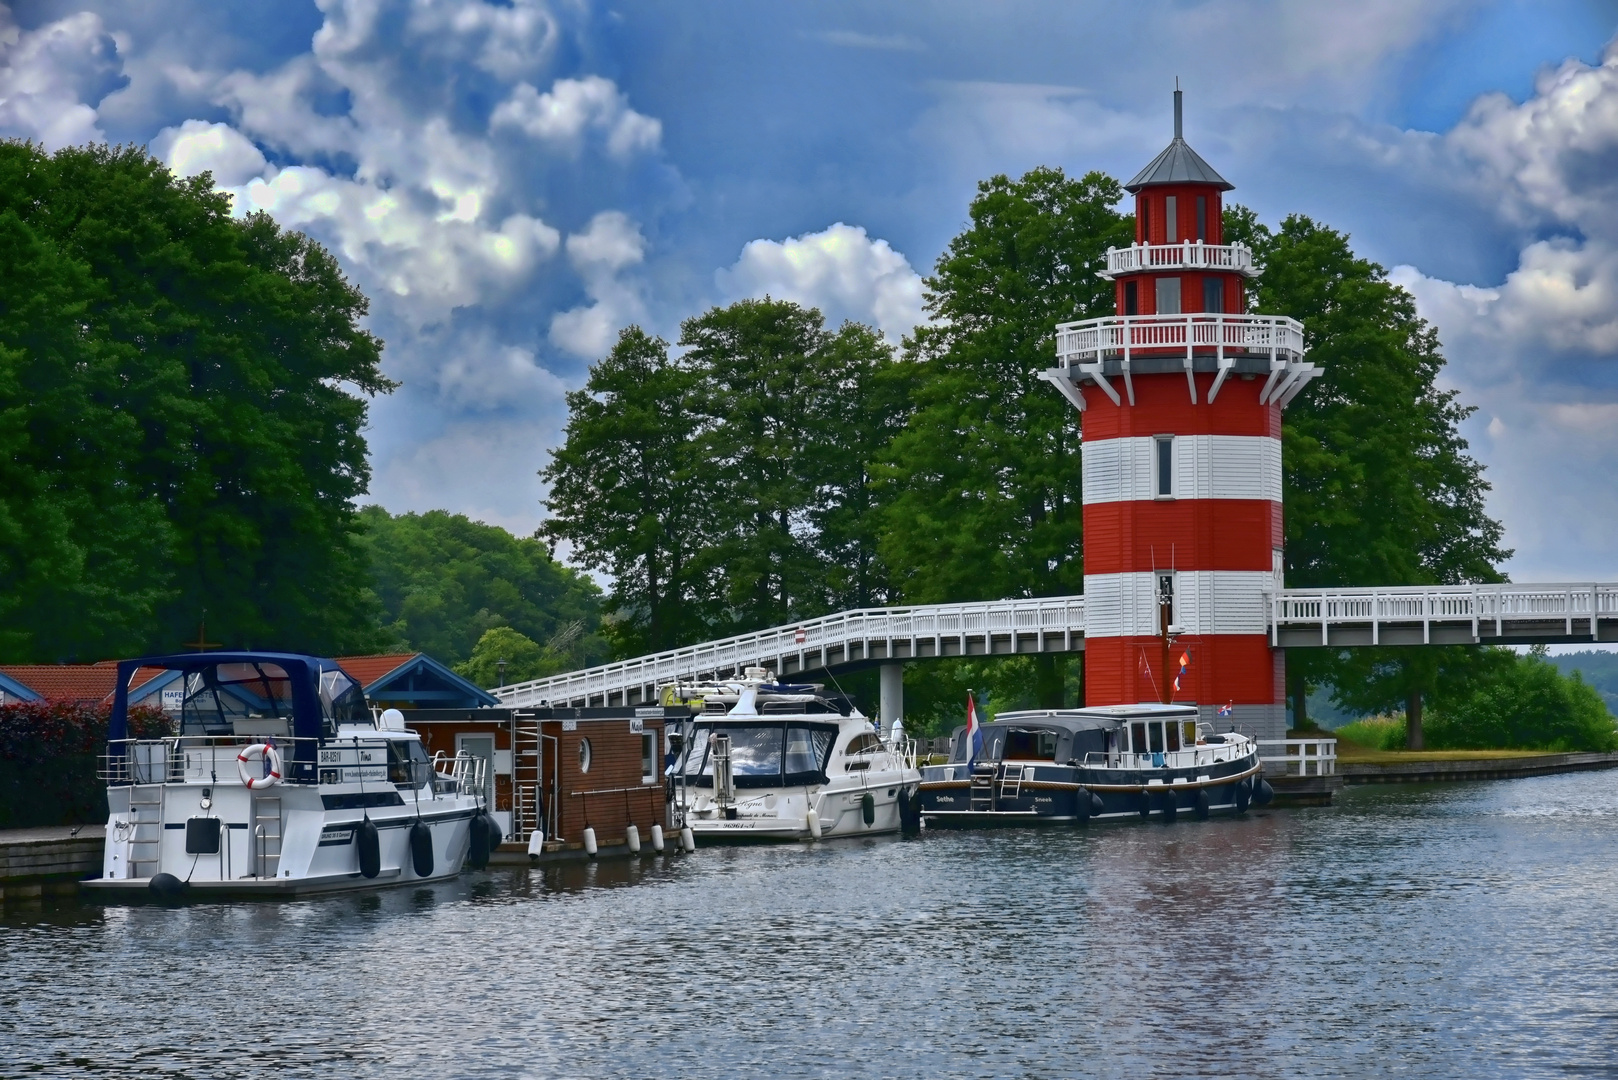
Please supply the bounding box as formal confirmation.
[1101,241,1259,279]
[1047,313,1316,408]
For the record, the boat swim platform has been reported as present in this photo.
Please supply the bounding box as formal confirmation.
[493,583,1618,708]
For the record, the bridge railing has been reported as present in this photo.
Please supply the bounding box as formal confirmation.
[495,595,1087,707]
[1271,583,1618,643]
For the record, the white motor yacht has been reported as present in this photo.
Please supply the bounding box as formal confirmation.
[84,652,500,900]
[666,668,921,842]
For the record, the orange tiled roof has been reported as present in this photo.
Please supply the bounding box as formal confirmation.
[0,662,176,704]
[334,654,421,690]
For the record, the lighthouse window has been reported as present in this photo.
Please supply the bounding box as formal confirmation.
[1155,436,1174,497]
[1155,276,1181,315]
[1197,196,1207,241]
[1124,280,1138,316]
[1203,276,1224,313]
[1139,199,1149,242]
[1165,196,1178,242]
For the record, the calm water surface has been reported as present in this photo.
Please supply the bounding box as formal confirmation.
[5,771,1618,1079]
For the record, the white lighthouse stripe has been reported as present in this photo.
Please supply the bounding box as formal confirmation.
[1081,435,1281,504]
[1082,570,1275,637]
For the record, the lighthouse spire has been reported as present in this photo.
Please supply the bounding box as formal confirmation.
[1174,82,1183,139]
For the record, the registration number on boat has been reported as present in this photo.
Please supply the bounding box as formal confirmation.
[318,828,355,846]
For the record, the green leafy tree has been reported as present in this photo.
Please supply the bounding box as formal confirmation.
[357,506,604,668]
[679,299,830,632]
[544,310,902,656]
[1227,208,1510,746]
[0,141,391,660]
[541,327,704,655]
[455,625,588,688]
[1426,648,1617,752]
[879,167,1131,705]
[806,322,911,611]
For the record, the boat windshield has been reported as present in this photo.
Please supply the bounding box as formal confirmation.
[176,662,295,736]
[319,668,369,732]
[1003,728,1060,761]
[679,722,837,787]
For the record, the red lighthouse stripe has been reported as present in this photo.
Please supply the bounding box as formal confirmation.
[1084,635,1280,707]
[1080,373,1281,441]
[1083,500,1281,575]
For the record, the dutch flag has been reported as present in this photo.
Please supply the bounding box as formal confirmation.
[1217,702,1233,717]
[964,690,984,769]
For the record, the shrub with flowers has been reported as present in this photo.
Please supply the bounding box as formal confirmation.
[0,701,171,827]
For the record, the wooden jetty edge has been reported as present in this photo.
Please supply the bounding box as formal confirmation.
[0,826,104,904]
[1340,750,1618,785]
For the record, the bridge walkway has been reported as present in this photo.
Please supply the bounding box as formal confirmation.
[493,583,1618,709]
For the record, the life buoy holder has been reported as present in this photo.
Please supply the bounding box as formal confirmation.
[236,743,283,789]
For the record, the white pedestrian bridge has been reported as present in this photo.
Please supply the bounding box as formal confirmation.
[493,582,1618,708]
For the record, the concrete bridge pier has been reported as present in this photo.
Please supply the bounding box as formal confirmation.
[879,662,904,736]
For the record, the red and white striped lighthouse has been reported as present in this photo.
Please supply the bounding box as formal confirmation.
[1041,90,1321,741]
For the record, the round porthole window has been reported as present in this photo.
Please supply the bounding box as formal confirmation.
[578,737,592,774]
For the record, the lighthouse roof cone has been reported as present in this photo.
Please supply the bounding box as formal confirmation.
[1041,86,1322,746]
[1124,88,1232,192]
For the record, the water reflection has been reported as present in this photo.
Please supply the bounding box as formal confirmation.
[4,771,1618,1077]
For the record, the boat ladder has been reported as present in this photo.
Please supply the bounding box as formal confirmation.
[512,714,543,842]
[999,764,1029,801]
[128,784,164,879]
[251,796,282,879]
[969,763,998,811]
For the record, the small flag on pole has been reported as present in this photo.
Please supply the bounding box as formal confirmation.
[964,691,984,770]
[1218,702,1233,717]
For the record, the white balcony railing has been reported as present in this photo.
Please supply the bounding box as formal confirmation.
[1054,313,1306,367]
[1103,241,1258,278]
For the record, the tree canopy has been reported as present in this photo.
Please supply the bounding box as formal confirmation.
[0,141,389,660]
[356,505,605,670]
[542,304,901,654]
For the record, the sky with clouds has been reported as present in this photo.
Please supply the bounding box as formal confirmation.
[3,0,1617,586]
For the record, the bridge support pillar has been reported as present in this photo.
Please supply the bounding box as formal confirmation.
[879,663,904,736]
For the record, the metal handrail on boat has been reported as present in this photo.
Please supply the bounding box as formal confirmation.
[99,735,326,785]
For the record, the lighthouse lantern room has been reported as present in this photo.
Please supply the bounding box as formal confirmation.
[1041,89,1322,742]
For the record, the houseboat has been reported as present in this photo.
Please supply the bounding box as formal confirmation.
[916,702,1272,826]
[85,652,498,899]
[666,669,921,841]
[401,703,676,860]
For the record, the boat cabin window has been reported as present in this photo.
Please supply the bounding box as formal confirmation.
[1003,728,1059,761]
[679,722,837,787]
[387,739,431,786]
[786,727,835,776]
[1124,720,1198,755]
[176,662,294,738]
[844,732,881,757]
[320,668,369,732]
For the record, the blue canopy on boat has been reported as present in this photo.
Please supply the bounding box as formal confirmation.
[108,652,355,780]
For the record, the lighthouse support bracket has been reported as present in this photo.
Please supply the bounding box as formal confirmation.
[1038,368,1088,413]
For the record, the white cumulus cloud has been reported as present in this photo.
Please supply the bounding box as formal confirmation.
[149,118,267,188]
[718,222,926,343]
[491,76,662,159]
[0,8,123,149]
[549,210,647,358]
